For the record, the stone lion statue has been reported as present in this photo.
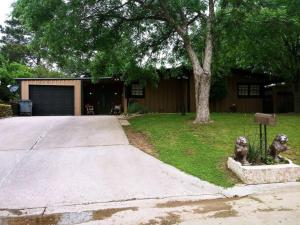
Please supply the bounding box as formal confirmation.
[269,134,289,162]
[234,136,250,166]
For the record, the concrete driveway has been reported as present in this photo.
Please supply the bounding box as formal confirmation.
[0,116,222,210]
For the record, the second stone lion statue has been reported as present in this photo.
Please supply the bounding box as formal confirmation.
[269,134,289,162]
[235,136,250,166]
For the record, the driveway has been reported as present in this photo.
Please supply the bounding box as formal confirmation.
[0,116,222,210]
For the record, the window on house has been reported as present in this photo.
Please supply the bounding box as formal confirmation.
[130,83,145,98]
[249,84,260,96]
[238,84,249,96]
[237,84,261,97]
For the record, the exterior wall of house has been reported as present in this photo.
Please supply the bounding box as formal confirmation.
[20,79,82,115]
[213,76,264,113]
[271,85,294,113]
[18,71,272,116]
[189,76,196,112]
[131,79,185,113]
[189,72,265,113]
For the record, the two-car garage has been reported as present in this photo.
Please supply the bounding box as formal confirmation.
[19,79,82,116]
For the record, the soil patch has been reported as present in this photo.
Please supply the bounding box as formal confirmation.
[156,197,236,208]
[4,214,60,225]
[93,207,138,220]
[140,212,181,225]
[2,207,138,225]
[124,127,157,156]
[210,209,238,218]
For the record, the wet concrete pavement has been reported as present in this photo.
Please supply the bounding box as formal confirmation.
[1,184,299,225]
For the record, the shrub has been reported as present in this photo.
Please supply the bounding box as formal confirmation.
[0,85,12,101]
[128,102,148,114]
[247,137,262,164]
[9,101,19,115]
[246,134,288,165]
[0,104,13,118]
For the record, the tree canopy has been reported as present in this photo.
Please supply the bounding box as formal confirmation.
[216,0,300,80]
[14,0,215,122]
[14,0,209,78]
[10,0,300,113]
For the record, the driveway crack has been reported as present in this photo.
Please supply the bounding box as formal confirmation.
[0,121,55,187]
[29,122,55,151]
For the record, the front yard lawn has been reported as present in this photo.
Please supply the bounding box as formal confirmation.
[128,113,300,187]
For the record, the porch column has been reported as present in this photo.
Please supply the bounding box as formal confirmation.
[123,86,128,114]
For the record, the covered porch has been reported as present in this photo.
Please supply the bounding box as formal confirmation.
[82,78,125,115]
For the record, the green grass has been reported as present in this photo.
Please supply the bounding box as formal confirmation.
[129,113,300,187]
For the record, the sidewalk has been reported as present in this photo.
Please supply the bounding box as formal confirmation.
[1,182,299,225]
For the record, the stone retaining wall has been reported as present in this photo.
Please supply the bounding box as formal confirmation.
[227,157,300,184]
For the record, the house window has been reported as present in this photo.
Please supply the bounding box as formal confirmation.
[130,83,145,98]
[237,84,261,97]
[249,84,260,96]
[238,85,249,96]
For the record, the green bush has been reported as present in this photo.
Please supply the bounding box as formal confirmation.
[247,137,262,164]
[0,104,13,118]
[0,85,12,101]
[128,102,148,114]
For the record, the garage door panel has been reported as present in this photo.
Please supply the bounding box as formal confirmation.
[29,85,74,116]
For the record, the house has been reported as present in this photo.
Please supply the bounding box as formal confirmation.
[212,69,294,113]
[16,70,294,116]
[16,75,190,116]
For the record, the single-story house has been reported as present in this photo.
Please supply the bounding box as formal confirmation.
[16,70,294,116]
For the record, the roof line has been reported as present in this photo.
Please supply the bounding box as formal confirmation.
[15,77,114,81]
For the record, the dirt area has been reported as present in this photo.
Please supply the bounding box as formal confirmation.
[92,207,138,220]
[1,207,138,225]
[140,213,181,225]
[124,126,157,157]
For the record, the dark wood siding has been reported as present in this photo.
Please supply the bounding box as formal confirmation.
[132,79,184,113]
[190,72,264,113]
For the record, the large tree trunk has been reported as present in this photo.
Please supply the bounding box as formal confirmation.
[193,0,214,123]
[184,38,211,123]
[175,0,214,123]
[194,74,211,122]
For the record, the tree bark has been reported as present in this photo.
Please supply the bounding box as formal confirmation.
[193,0,214,123]
[161,0,214,123]
[194,74,211,122]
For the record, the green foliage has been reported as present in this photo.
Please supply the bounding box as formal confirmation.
[0,104,13,117]
[128,102,148,114]
[6,62,34,78]
[13,0,210,82]
[0,57,33,86]
[0,86,12,102]
[246,135,262,164]
[0,52,65,102]
[32,65,64,78]
[0,17,40,66]
[216,0,300,82]
[210,75,228,101]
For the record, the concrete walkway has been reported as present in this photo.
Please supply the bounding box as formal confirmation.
[0,116,222,210]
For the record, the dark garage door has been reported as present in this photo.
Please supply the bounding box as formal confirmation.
[29,85,74,115]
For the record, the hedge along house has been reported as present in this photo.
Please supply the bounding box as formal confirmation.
[16,70,295,116]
